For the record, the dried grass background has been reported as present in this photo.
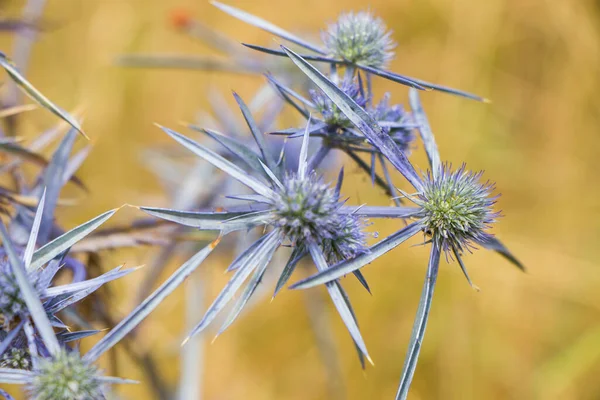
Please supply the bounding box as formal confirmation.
[1,0,600,399]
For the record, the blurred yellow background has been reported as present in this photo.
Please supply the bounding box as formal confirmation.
[1,0,600,399]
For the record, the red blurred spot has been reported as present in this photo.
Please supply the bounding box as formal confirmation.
[170,9,193,30]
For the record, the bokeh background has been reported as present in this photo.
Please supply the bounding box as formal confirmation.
[1,0,600,399]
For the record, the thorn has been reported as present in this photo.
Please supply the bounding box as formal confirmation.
[482,97,492,104]
[181,336,190,347]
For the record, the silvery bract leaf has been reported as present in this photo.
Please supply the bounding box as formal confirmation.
[212,1,326,54]
[355,64,425,90]
[216,243,276,335]
[291,221,423,289]
[0,321,24,357]
[29,208,117,271]
[356,64,486,102]
[308,243,372,364]
[43,265,137,297]
[23,189,45,270]
[395,243,441,400]
[158,125,275,200]
[191,126,268,179]
[186,231,282,341]
[0,222,60,355]
[273,248,305,298]
[408,88,441,178]
[139,206,269,234]
[0,53,88,139]
[243,43,338,63]
[0,368,33,384]
[339,206,422,218]
[233,92,278,173]
[84,239,219,362]
[479,236,525,271]
[36,129,77,243]
[56,330,100,343]
[281,46,424,192]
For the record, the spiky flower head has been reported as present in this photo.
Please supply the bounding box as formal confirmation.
[273,172,368,263]
[0,347,31,370]
[310,79,366,128]
[415,164,499,255]
[0,256,41,329]
[321,11,396,68]
[28,350,103,400]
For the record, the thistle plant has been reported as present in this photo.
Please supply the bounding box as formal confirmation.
[281,49,523,399]
[268,72,415,202]
[212,1,487,101]
[140,105,384,363]
[0,190,219,399]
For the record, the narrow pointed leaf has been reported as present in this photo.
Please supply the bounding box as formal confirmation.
[265,73,316,108]
[396,243,441,400]
[0,368,33,384]
[335,282,367,368]
[189,126,267,178]
[186,231,282,340]
[273,248,305,298]
[0,222,60,355]
[291,222,423,289]
[308,243,371,364]
[139,206,269,234]
[30,209,117,271]
[23,189,45,270]
[339,206,422,218]
[0,53,87,138]
[352,270,371,294]
[282,46,424,192]
[84,239,219,362]
[56,330,100,343]
[233,92,278,172]
[409,88,440,177]
[158,125,275,200]
[243,43,338,62]
[217,243,276,335]
[452,249,479,290]
[297,115,312,178]
[355,64,426,90]
[480,236,525,271]
[37,129,77,243]
[0,321,24,357]
[227,234,269,272]
[43,266,136,297]
[212,2,326,54]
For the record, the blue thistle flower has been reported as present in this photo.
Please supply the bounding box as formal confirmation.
[26,350,104,400]
[211,1,487,101]
[269,73,415,201]
[140,97,400,364]
[281,51,523,400]
[321,11,395,68]
[416,165,499,256]
[0,199,218,399]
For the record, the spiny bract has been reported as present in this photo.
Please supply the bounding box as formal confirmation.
[321,11,396,68]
